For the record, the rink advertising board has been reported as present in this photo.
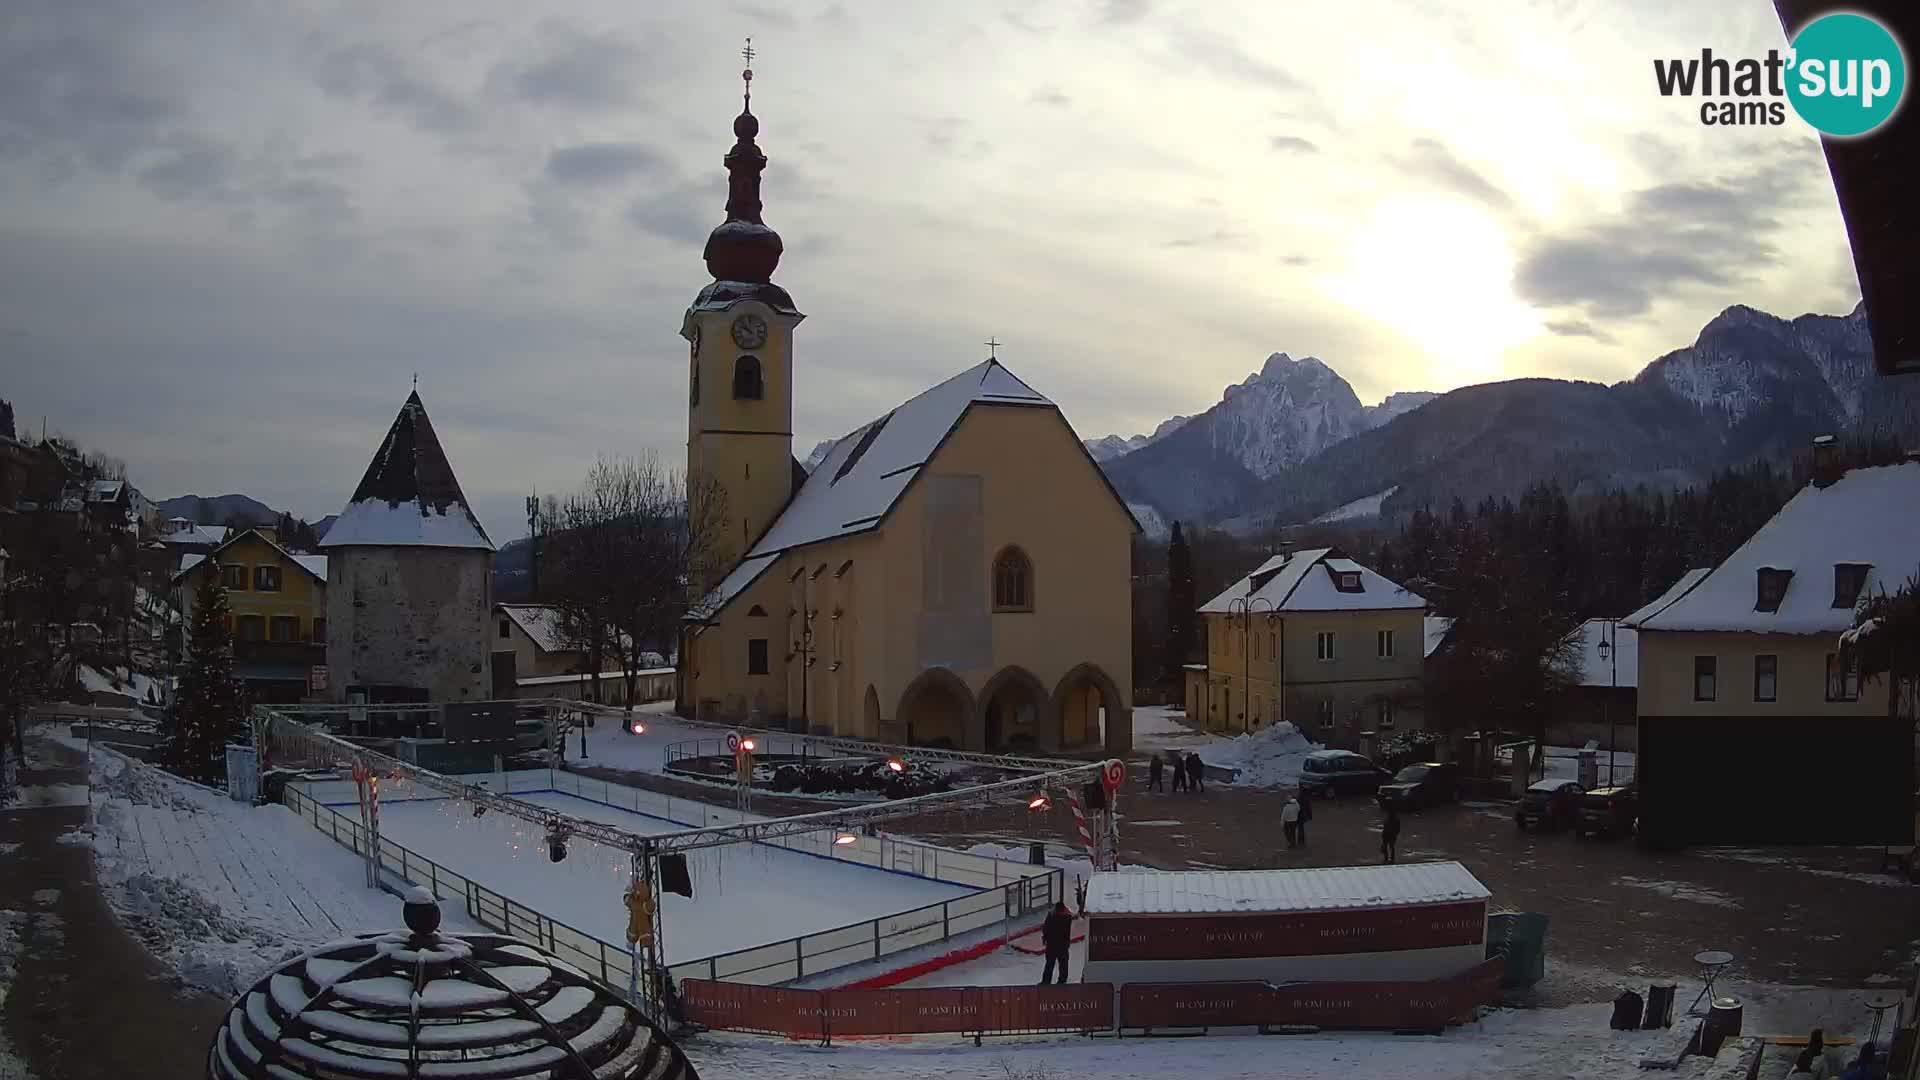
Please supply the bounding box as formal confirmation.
[679,981,1114,1038]
[1086,900,1487,962]
[1115,957,1507,1031]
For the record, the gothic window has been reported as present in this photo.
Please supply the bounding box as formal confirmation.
[993,546,1033,612]
[733,355,763,400]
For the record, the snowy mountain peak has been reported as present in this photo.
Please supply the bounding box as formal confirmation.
[1084,415,1191,462]
[1642,302,1873,425]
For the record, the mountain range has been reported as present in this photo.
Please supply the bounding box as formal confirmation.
[1100,301,1919,535]
[156,493,336,538]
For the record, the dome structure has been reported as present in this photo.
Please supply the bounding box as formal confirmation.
[207,888,697,1079]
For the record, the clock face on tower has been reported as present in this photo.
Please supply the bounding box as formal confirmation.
[730,313,768,350]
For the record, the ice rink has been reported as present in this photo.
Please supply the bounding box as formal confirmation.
[354,789,975,964]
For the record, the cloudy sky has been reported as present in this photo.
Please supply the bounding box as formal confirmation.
[1,0,1862,540]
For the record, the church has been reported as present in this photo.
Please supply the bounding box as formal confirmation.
[676,61,1136,756]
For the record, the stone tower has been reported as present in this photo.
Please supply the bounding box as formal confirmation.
[320,391,495,704]
[681,52,805,577]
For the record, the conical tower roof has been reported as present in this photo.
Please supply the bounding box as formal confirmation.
[320,391,494,551]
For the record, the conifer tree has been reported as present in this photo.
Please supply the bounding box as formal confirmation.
[169,570,246,783]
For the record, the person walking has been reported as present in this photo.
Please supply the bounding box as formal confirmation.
[1382,807,1402,864]
[1296,789,1313,847]
[1039,901,1074,985]
[1186,752,1206,792]
[1168,749,1187,792]
[1281,795,1301,849]
[1148,752,1165,792]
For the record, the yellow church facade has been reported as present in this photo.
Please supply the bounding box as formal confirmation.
[674,71,1135,756]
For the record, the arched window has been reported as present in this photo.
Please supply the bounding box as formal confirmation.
[992,546,1033,612]
[733,355,763,400]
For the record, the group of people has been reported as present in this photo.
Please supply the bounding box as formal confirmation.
[1280,792,1314,847]
[1146,749,1207,792]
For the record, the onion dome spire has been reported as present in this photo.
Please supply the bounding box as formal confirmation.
[704,37,784,284]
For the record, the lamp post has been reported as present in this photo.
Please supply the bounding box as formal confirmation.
[1596,622,1617,786]
[1228,596,1275,734]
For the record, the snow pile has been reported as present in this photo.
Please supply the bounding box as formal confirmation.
[1195,721,1322,787]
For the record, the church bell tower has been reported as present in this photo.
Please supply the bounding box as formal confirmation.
[683,39,804,571]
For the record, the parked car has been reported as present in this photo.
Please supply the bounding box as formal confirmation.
[1297,750,1391,798]
[1376,762,1460,811]
[1574,784,1637,839]
[1516,779,1584,831]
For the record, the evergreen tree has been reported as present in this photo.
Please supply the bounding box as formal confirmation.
[1164,521,1195,691]
[168,570,246,783]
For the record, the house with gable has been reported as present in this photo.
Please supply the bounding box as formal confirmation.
[1626,442,1919,845]
[173,526,330,703]
[675,72,1136,754]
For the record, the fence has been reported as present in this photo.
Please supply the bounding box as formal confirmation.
[281,769,1060,990]
[659,734,871,774]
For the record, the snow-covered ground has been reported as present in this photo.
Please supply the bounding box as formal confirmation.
[364,789,975,964]
[1132,708,1324,789]
[44,734,478,998]
[77,663,168,707]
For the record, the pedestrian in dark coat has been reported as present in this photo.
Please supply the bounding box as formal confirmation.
[1148,753,1164,792]
[1296,789,1314,846]
[1040,901,1074,985]
[1168,749,1188,792]
[1382,808,1402,864]
[1186,753,1206,792]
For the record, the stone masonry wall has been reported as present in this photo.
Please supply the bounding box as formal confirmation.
[326,546,492,702]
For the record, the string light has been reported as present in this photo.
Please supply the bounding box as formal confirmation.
[884,757,905,773]
[629,720,646,735]
[740,737,757,753]
[1027,793,1051,811]
[833,832,859,846]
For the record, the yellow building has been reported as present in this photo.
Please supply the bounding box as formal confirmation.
[676,77,1137,755]
[174,527,328,702]
[1187,548,1427,746]
[1625,453,1918,846]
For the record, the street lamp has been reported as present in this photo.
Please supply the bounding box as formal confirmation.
[1596,622,1618,786]
[1227,596,1276,734]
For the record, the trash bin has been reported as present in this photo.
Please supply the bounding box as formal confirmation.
[1028,842,1046,866]
[1701,997,1743,1056]
[1485,912,1551,988]
[1642,984,1676,1029]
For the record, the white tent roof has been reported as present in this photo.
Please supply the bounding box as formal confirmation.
[1200,548,1426,614]
[1086,861,1488,915]
[1633,462,1920,634]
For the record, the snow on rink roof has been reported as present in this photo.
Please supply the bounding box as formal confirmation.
[1087,861,1489,915]
[1621,568,1711,628]
[1635,462,1920,634]
[1201,548,1426,614]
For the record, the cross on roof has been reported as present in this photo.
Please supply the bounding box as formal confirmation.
[985,337,1002,359]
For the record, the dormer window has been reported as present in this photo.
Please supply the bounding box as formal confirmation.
[1833,563,1870,609]
[1337,572,1362,592]
[1754,567,1792,613]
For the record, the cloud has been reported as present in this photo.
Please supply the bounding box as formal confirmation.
[1394,138,1512,212]
[1514,147,1819,320]
[732,3,796,29]
[545,142,671,186]
[1031,87,1072,107]
[0,1,187,176]
[1169,30,1306,91]
[313,41,478,135]
[1098,0,1151,23]
[1544,319,1616,345]
[489,20,655,110]
[136,137,240,202]
[1269,135,1319,154]
[629,182,721,246]
[1161,228,1247,250]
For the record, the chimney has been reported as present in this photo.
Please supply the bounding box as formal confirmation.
[1811,434,1841,488]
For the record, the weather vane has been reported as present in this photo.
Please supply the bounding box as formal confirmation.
[742,37,755,105]
[985,337,1002,360]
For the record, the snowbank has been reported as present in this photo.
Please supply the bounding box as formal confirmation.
[1194,722,1323,787]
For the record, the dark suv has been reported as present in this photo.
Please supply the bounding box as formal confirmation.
[1516,779,1584,831]
[1297,750,1390,798]
[1376,762,1460,811]
[1574,784,1637,839]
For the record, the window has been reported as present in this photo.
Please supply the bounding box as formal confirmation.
[236,614,265,642]
[254,565,282,592]
[313,618,327,644]
[747,604,768,617]
[499,619,511,639]
[1833,563,1870,608]
[993,547,1033,612]
[747,638,769,675]
[1317,699,1335,728]
[1338,572,1361,591]
[1316,631,1336,662]
[1754,655,1778,702]
[1377,698,1395,728]
[1754,567,1792,612]
[1693,656,1717,701]
[1377,629,1395,659]
[221,563,247,590]
[269,616,299,643]
[732,355,764,400]
[1826,653,1860,702]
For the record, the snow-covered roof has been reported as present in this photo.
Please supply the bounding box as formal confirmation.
[293,555,328,583]
[162,524,229,546]
[172,530,327,584]
[1200,548,1426,614]
[695,358,1136,616]
[320,391,494,551]
[88,478,125,500]
[1565,618,1637,688]
[495,604,636,656]
[1621,568,1712,628]
[1424,616,1455,658]
[1633,462,1920,634]
[1085,861,1488,915]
